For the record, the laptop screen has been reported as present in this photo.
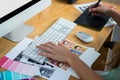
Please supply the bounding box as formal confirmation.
[0,0,40,24]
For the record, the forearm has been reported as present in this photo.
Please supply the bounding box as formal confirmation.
[107,9,120,25]
[67,56,104,80]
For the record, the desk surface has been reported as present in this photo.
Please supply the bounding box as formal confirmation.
[0,0,120,80]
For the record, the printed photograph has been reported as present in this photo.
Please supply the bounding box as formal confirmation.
[39,67,55,78]
[47,39,88,70]
[47,58,69,70]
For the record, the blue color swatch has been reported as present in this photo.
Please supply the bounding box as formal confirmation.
[0,70,31,80]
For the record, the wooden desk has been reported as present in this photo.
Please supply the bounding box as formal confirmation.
[0,0,120,80]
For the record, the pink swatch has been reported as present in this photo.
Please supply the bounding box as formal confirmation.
[8,61,20,71]
[0,56,39,77]
[2,59,14,69]
[0,56,9,66]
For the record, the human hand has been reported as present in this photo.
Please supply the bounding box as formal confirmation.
[37,42,77,63]
[89,4,112,16]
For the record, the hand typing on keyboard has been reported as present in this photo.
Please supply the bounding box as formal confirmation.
[37,41,103,80]
[22,18,76,64]
[37,42,74,63]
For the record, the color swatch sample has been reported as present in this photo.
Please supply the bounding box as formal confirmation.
[0,56,40,77]
[0,70,32,80]
[0,56,57,80]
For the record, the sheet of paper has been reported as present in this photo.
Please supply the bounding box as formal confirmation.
[66,47,100,79]
[73,2,96,13]
[49,68,71,80]
[2,37,100,80]
[5,37,33,60]
[80,48,100,67]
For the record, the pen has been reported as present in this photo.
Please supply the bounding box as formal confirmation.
[87,0,101,17]
[93,0,101,8]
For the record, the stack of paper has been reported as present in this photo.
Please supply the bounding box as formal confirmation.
[0,37,100,80]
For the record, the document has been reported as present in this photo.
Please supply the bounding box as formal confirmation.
[1,37,100,80]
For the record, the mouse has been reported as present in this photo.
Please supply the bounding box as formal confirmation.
[76,32,94,43]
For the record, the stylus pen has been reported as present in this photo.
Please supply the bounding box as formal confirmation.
[88,0,101,16]
[93,0,101,8]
